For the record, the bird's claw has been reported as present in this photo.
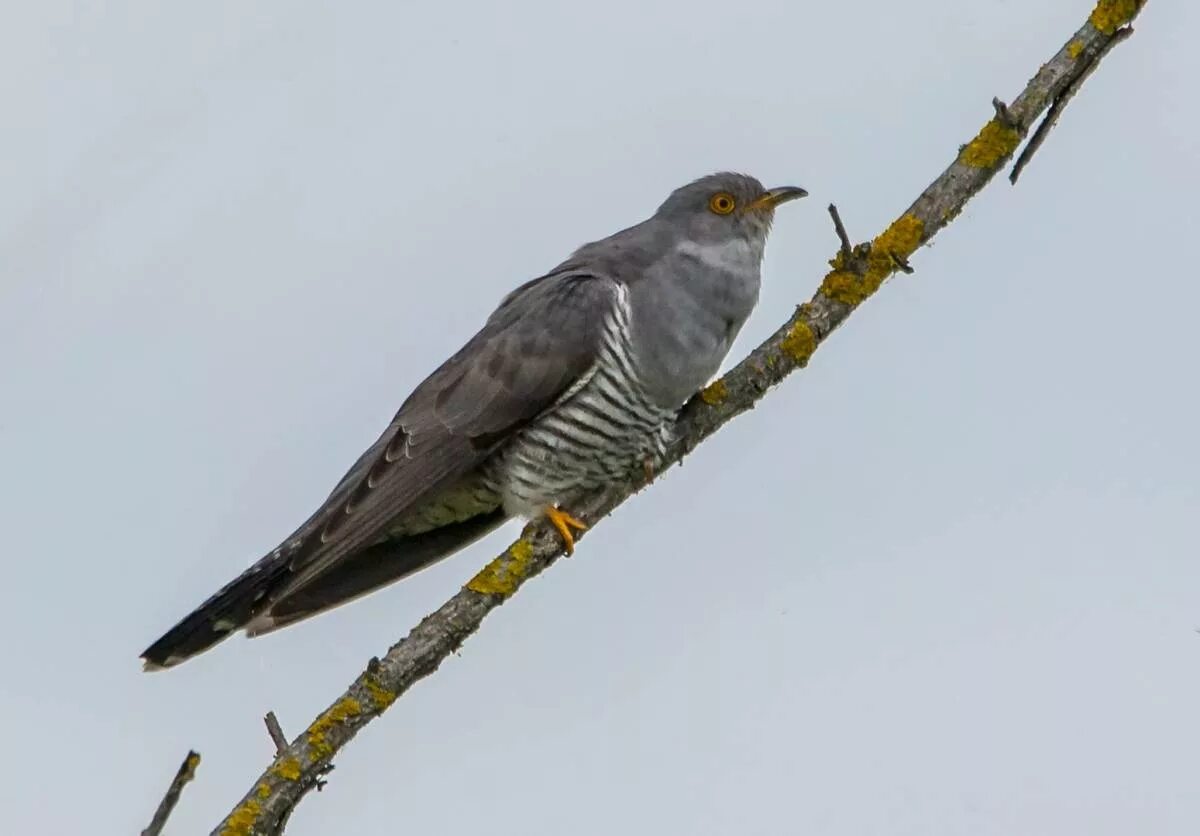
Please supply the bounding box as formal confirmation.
[544,506,588,555]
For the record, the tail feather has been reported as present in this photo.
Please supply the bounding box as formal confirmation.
[140,550,293,670]
[140,509,508,670]
[247,508,507,635]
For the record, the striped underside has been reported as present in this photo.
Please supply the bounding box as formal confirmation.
[485,282,672,516]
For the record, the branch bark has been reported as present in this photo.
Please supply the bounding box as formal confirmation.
[142,750,200,836]
[213,2,1147,832]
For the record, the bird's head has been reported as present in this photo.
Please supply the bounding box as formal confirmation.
[654,172,807,249]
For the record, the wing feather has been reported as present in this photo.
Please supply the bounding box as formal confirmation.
[271,270,617,599]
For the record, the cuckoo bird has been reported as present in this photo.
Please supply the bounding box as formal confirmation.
[142,172,805,669]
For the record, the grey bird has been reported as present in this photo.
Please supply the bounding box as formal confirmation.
[141,172,806,669]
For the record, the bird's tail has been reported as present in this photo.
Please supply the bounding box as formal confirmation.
[140,550,293,670]
[245,508,507,636]
[140,509,508,670]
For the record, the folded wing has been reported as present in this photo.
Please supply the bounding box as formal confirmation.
[141,271,617,668]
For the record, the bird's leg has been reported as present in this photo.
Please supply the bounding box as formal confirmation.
[543,506,588,555]
[642,455,656,484]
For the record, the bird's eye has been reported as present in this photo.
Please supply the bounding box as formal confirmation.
[708,192,736,215]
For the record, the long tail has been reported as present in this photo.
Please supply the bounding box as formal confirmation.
[140,509,507,670]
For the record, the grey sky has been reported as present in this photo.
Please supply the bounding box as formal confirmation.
[3,1,1197,833]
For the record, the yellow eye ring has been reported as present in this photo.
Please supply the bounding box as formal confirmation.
[708,192,736,215]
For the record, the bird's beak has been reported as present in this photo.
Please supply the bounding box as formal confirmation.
[747,185,809,211]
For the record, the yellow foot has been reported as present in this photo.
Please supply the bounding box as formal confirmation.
[544,506,588,555]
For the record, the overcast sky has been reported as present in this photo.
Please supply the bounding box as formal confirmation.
[4,2,1197,834]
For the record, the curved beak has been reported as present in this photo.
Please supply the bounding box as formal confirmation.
[747,185,808,211]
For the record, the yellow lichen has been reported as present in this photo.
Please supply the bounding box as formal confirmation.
[1090,0,1139,35]
[699,379,728,406]
[465,538,534,598]
[819,214,925,307]
[819,270,872,307]
[257,782,271,799]
[872,214,925,264]
[306,696,362,761]
[780,320,816,365]
[959,118,1021,168]
[270,757,302,781]
[1066,39,1084,59]
[363,675,397,711]
[219,799,261,836]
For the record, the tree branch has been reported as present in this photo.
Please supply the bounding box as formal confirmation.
[213,2,1147,832]
[142,750,200,836]
[256,711,331,835]
[1010,21,1136,183]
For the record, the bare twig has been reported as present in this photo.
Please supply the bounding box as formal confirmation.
[141,750,200,836]
[213,3,1148,833]
[889,251,915,274]
[992,96,1017,128]
[828,204,853,262]
[264,712,288,754]
[1010,25,1136,183]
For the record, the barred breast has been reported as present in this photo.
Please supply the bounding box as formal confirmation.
[484,283,673,518]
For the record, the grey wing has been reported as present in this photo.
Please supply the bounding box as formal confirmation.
[141,270,619,668]
[271,270,618,598]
